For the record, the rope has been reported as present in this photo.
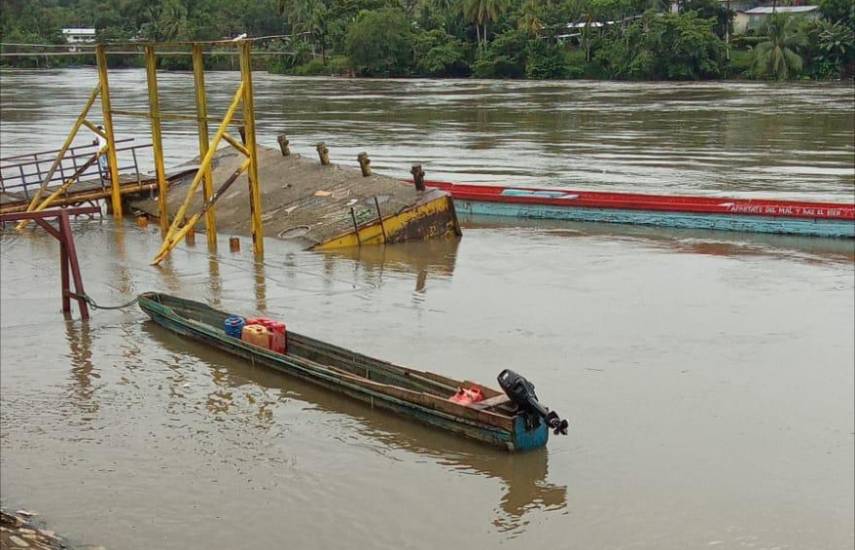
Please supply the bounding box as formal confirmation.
[72,293,139,310]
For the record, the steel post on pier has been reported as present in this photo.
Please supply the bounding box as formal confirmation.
[192,44,218,249]
[144,46,169,235]
[239,41,264,258]
[0,206,100,320]
[95,45,123,218]
[5,39,267,264]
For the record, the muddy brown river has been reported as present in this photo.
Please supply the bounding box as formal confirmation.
[1,69,853,549]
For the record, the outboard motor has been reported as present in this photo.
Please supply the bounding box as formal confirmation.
[498,369,569,435]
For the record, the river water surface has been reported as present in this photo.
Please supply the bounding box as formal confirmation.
[1,69,853,550]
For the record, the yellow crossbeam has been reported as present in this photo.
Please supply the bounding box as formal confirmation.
[109,109,244,126]
[222,132,250,157]
[81,119,107,138]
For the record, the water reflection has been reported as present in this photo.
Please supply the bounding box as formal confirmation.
[208,254,222,307]
[65,320,98,412]
[321,238,460,293]
[108,223,134,296]
[254,259,267,311]
[462,214,855,263]
[142,318,567,532]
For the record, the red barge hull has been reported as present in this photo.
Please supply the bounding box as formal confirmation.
[422,181,855,239]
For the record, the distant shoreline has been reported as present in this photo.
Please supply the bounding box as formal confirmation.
[1,63,853,85]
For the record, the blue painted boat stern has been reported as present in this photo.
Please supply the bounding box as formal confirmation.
[511,415,550,451]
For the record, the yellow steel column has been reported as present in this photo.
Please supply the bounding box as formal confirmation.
[238,40,264,258]
[145,46,169,235]
[95,44,123,217]
[192,44,217,249]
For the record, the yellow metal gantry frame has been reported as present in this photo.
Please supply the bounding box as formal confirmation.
[192,44,217,250]
[17,39,266,263]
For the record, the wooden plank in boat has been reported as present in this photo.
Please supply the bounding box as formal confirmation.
[471,394,511,410]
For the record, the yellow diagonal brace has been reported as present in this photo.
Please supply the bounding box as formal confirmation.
[15,83,100,229]
[31,147,107,215]
[82,119,107,138]
[151,81,246,265]
[159,159,250,251]
[222,132,250,157]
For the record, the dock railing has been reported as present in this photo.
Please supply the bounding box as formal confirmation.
[0,138,152,200]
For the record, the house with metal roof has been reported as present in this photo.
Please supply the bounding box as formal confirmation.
[734,5,820,33]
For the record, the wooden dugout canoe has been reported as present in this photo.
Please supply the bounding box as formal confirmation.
[138,292,556,452]
[422,181,855,239]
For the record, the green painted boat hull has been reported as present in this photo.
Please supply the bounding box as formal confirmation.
[138,292,549,452]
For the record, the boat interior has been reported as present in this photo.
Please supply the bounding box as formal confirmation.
[143,292,510,407]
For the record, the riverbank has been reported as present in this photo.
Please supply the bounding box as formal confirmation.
[1,510,74,550]
[3,45,851,83]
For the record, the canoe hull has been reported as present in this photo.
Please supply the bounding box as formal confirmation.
[140,295,548,452]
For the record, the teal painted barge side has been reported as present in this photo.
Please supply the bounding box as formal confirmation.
[454,200,855,238]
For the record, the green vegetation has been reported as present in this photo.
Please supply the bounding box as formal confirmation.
[1,0,853,80]
[749,13,806,79]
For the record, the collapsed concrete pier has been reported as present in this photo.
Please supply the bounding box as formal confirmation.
[129,145,461,250]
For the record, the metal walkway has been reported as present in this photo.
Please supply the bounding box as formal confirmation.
[0,139,187,214]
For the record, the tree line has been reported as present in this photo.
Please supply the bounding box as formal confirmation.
[1,0,853,80]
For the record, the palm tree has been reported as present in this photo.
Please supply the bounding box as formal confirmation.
[279,0,330,63]
[463,0,508,47]
[518,0,543,37]
[751,14,807,79]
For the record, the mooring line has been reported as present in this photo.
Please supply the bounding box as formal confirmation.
[70,292,139,310]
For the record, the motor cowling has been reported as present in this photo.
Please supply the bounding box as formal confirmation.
[498,369,569,435]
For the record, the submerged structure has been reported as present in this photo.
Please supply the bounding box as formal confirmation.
[129,145,461,250]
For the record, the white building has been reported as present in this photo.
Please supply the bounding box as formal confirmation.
[734,6,820,33]
[61,28,96,51]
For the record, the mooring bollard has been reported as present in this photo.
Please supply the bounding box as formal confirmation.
[357,152,371,177]
[229,236,240,252]
[185,229,195,246]
[277,134,290,156]
[411,164,426,191]
[316,142,330,165]
[238,125,247,145]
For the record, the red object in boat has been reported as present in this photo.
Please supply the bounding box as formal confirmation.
[449,386,485,405]
[422,180,855,221]
[246,317,287,353]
